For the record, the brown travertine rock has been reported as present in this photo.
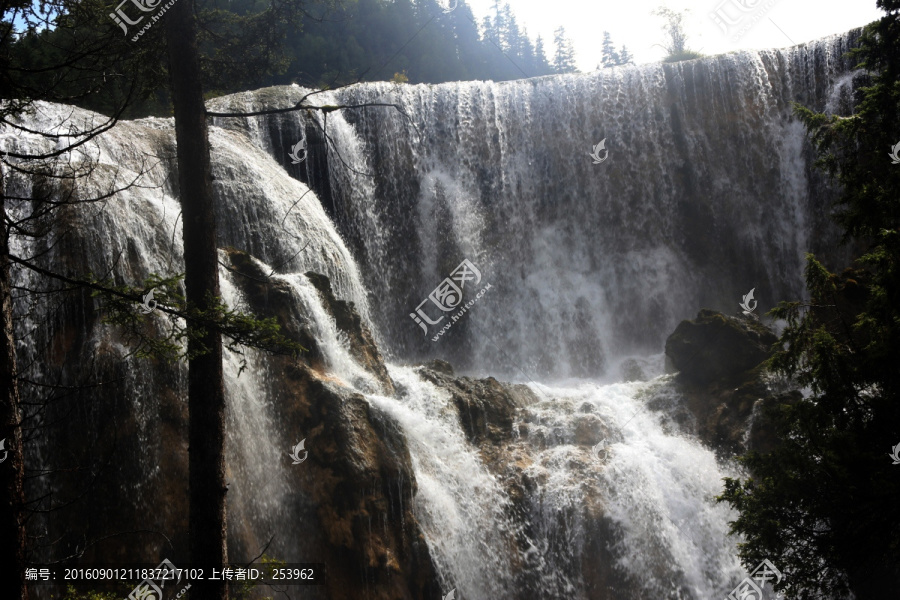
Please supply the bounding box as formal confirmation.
[224,249,435,599]
[304,270,394,395]
[40,249,438,600]
[271,364,440,600]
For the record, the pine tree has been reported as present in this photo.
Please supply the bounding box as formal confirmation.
[534,35,551,75]
[552,26,578,74]
[498,4,515,56]
[482,15,497,45]
[491,0,507,51]
[601,31,619,68]
[618,45,633,66]
[718,5,900,598]
[520,30,535,74]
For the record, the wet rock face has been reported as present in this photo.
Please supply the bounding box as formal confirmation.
[304,270,394,395]
[415,365,523,446]
[663,309,789,454]
[224,248,324,368]
[670,365,771,455]
[225,250,437,599]
[224,249,394,394]
[37,249,437,599]
[665,309,778,385]
[272,368,440,600]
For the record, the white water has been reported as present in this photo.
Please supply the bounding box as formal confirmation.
[4,31,862,599]
[209,33,857,378]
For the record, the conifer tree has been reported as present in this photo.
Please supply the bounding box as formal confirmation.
[534,35,551,75]
[601,31,619,68]
[718,4,900,598]
[552,26,578,73]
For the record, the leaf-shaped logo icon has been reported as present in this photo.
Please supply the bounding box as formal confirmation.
[139,288,158,314]
[289,438,308,464]
[289,130,308,164]
[889,142,900,165]
[589,139,609,164]
[591,439,609,461]
[890,443,900,465]
[442,588,456,600]
[739,287,757,316]
[0,438,7,464]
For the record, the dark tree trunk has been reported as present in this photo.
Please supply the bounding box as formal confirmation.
[0,190,28,600]
[165,3,228,599]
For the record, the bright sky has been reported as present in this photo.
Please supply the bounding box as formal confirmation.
[464,0,884,71]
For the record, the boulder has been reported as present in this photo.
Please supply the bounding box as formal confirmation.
[662,309,799,455]
[665,308,777,384]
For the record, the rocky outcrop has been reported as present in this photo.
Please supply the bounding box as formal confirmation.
[665,309,777,384]
[266,365,439,600]
[36,249,437,600]
[663,309,788,454]
[304,271,394,394]
[225,250,436,599]
[225,249,394,394]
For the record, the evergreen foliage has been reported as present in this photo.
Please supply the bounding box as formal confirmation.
[717,3,900,598]
[3,0,576,117]
[600,30,632,68]
[552,26,578,74]
[92,273,306,363]
[601,31,619,68]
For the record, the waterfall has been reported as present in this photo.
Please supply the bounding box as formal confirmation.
[210,32,858,378]
[5,29,862,600]
[366,366,519,598]
[4,100,380,567]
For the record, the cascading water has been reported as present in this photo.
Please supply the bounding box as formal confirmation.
[211,32,859,378]
[5,29,862,600]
